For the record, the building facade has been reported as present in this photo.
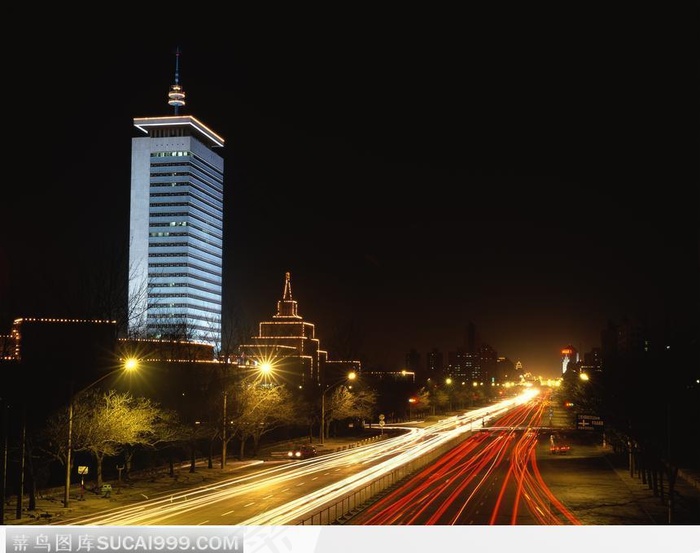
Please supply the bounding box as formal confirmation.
[239,272,361,394]
[128,51,225,351]
[561,345,579,374]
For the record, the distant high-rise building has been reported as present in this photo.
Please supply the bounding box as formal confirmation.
[561,345,579,374]
[448,322,483,383]
[582,347,602,372]
[405,348,421,379]
[128,49,225,351]
[478,343,498,384]
[447,348,476,382]
[496,356,515,383]
[426,347,444,379]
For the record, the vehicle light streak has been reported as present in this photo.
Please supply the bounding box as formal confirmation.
[54,389,543,526]
[350,389,583,525]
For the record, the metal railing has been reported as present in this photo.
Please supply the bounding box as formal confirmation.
[297,429,470,525]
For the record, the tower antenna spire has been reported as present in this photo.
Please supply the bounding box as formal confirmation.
[167,47,186,114]
[283,271,293,300]
[274,271,300,318]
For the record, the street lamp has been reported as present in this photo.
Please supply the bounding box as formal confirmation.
[408,397,417,421]
[445,377,453,412]
[63,359,139,507]
[221,361,276,468]
[320,371,356,446]
[259,362,273,376]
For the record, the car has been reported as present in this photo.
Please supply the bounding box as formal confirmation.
[287,444,317,459]
[550,443,571,454]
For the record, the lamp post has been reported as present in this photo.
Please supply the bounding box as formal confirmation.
[221,361,274,469]
[221,388,228,469]
[63,359,139,507]
[445,377,453,412]
[319,371,356,446]
[408,397,417,421]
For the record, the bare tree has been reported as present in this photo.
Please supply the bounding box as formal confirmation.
[219,302,257,363]
[323,386,377,439]
[121,408,186,478]
[124,269,151,340]
[76,237,150,340]
[431,387,449,415]
[213,302,260,465]
[348,387,377,422]
[453,385,472,410]
[41,389,173,489]
[231,383,297,459]
[412,387,432,417]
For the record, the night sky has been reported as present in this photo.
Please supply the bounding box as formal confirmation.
[2,11,698,377]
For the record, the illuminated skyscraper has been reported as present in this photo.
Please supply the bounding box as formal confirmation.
[561,345,578,374]
[128,49,225,351]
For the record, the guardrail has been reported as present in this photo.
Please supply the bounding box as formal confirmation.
[296,429,472,525]
[269,435,386,458]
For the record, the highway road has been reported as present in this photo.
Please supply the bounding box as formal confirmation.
[345,388,581,524]
[50,388,542,526]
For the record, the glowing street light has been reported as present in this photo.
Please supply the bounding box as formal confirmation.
[259,362,273,375]
[445,377,454,411]
[222,360,276,468]
[320,371,356,445]
[408,397,418,421]
[63,359,139,507]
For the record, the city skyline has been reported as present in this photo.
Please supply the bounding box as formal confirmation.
[2,21,697,378]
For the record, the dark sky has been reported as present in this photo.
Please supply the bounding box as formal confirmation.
[2,11,698,377]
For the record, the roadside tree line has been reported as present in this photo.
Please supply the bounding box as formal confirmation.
[30,376,377,496]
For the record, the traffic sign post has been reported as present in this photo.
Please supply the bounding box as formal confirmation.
[116,464,125,493]
[78,466,88,500]
[576,414,604,431]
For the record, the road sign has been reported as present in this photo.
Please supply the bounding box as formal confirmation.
[379,414,385,420]
[577,413,604,431]
[379,420,385,427]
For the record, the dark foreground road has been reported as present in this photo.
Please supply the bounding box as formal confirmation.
[4,432,699,526]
